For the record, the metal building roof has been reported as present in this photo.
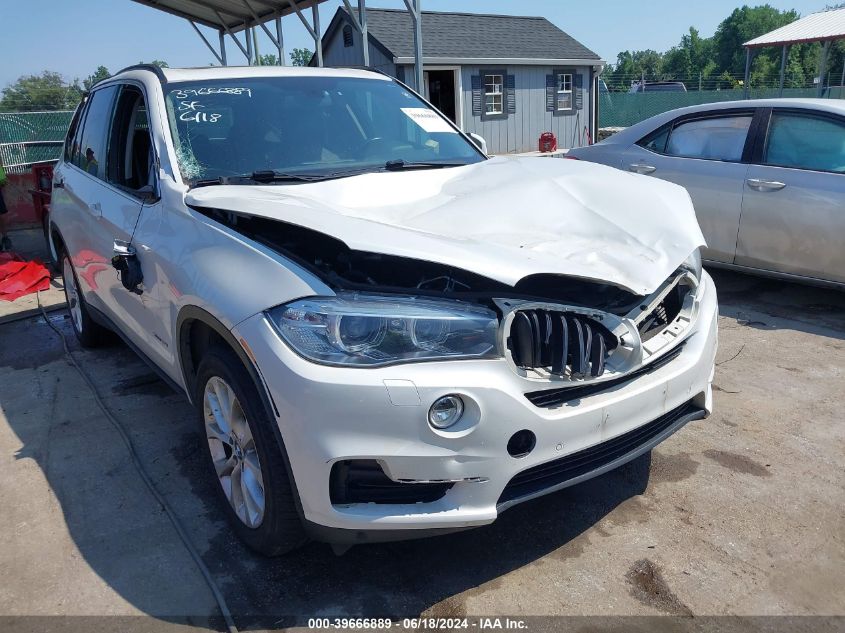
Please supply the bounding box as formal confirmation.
[341,8,601,63]
[743,7,845,48]
[131,0,327,33]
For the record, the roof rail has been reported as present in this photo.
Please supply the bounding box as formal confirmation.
[112,64,168,84]
[336,65,390,77]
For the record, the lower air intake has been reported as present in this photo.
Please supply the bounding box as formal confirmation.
[330,460,453,505]
[498,400,705,506]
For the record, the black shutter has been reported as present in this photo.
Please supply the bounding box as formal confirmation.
[471,75,483,117]
[574,73,584,110]
[506,74,516,114]
[546,74,556,112]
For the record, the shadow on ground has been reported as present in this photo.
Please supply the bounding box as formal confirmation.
[709,267,845,339]
[0,313,652,626]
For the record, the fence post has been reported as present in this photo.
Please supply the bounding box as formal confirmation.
[743,48,752,99]
[817,41,831,97]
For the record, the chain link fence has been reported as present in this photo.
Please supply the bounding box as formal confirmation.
[0,110,74,174]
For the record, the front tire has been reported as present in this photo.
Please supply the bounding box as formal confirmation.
[195,346,306,556]
[61,252,110,348]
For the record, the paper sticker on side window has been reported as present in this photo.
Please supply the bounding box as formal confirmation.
[400,108,456,133]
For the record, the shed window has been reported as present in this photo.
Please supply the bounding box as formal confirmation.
[556,73,573,111]
[484,74,503,115]
[343,25,353,47]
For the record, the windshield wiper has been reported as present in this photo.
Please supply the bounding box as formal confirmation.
[189,170,326,189]
[189,163,466,188]
[190,177,227,189]
[247,170,327,183]
[384,159,468,171]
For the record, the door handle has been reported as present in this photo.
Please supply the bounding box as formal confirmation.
[746,178,786,191]
[90,202,102,217]
[628,163,656,174]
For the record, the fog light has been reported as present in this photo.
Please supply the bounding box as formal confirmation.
[428,395,464,429]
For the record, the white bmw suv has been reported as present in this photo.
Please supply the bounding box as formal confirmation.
[49,65,717,555]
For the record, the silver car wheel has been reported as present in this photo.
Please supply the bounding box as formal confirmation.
[62,256,83,334]
[203,376,265,528]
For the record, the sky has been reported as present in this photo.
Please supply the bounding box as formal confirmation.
[0,0,830,89]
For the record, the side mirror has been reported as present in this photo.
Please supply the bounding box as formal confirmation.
[112,240,144,295]
[468,133,488,155]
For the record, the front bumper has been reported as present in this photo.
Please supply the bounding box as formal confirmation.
[234,271,718,540]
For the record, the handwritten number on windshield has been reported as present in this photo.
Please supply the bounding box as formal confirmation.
[177,99,221,123]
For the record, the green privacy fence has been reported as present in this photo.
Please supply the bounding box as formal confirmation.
[0,110,74,173]
[2,95,844,169]
[599,87,844,128]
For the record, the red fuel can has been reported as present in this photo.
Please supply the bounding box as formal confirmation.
[539,132,557,153]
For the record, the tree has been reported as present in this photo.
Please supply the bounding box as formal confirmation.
[83,66,111,91]
[604,49,665,90]
[258,54,279,66]
[139,60,169,68]
[601,5,836,91]
[0,71,82,112]
[289,47,312,66]
[663,27,716,88]
[713,5,799,81]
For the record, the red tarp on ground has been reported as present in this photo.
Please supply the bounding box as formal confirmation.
[0,252,51,301]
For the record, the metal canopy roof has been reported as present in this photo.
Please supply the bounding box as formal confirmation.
[131,0,425,91]
[131,0,328,33]
[743,6,845,48]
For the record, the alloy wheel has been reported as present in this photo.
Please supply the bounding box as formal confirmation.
[203,376,266,528]
[62,257,83,334]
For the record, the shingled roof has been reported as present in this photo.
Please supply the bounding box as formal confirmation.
[336,8,601,62]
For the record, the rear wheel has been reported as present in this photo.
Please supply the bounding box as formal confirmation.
[195,346,306,556]
[61,252,110,347]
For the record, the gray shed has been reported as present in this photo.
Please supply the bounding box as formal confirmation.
[316,7,605,154]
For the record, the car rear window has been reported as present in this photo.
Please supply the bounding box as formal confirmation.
[764,112,845,174]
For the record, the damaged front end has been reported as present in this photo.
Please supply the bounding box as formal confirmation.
[197,208,703,395]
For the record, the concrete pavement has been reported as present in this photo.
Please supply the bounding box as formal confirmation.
[0,266,843,629]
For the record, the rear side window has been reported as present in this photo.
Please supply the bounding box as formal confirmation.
[638,125,670,153]
[69,100,89,169]
[764,112,845,173]
[665,115,752,162]
[64,103,85,164]
[76,86,118,180]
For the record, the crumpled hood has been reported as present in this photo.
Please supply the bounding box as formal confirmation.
[185,156,705,296]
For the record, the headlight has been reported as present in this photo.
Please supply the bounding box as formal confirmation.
[268,293,500,367]
[682,248,702,281]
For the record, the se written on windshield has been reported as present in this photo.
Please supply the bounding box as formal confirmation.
[400,108,457,134]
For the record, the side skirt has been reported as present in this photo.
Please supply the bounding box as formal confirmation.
[86,304,185,395]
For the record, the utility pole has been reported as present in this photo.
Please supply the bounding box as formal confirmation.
[403,0,423,92]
